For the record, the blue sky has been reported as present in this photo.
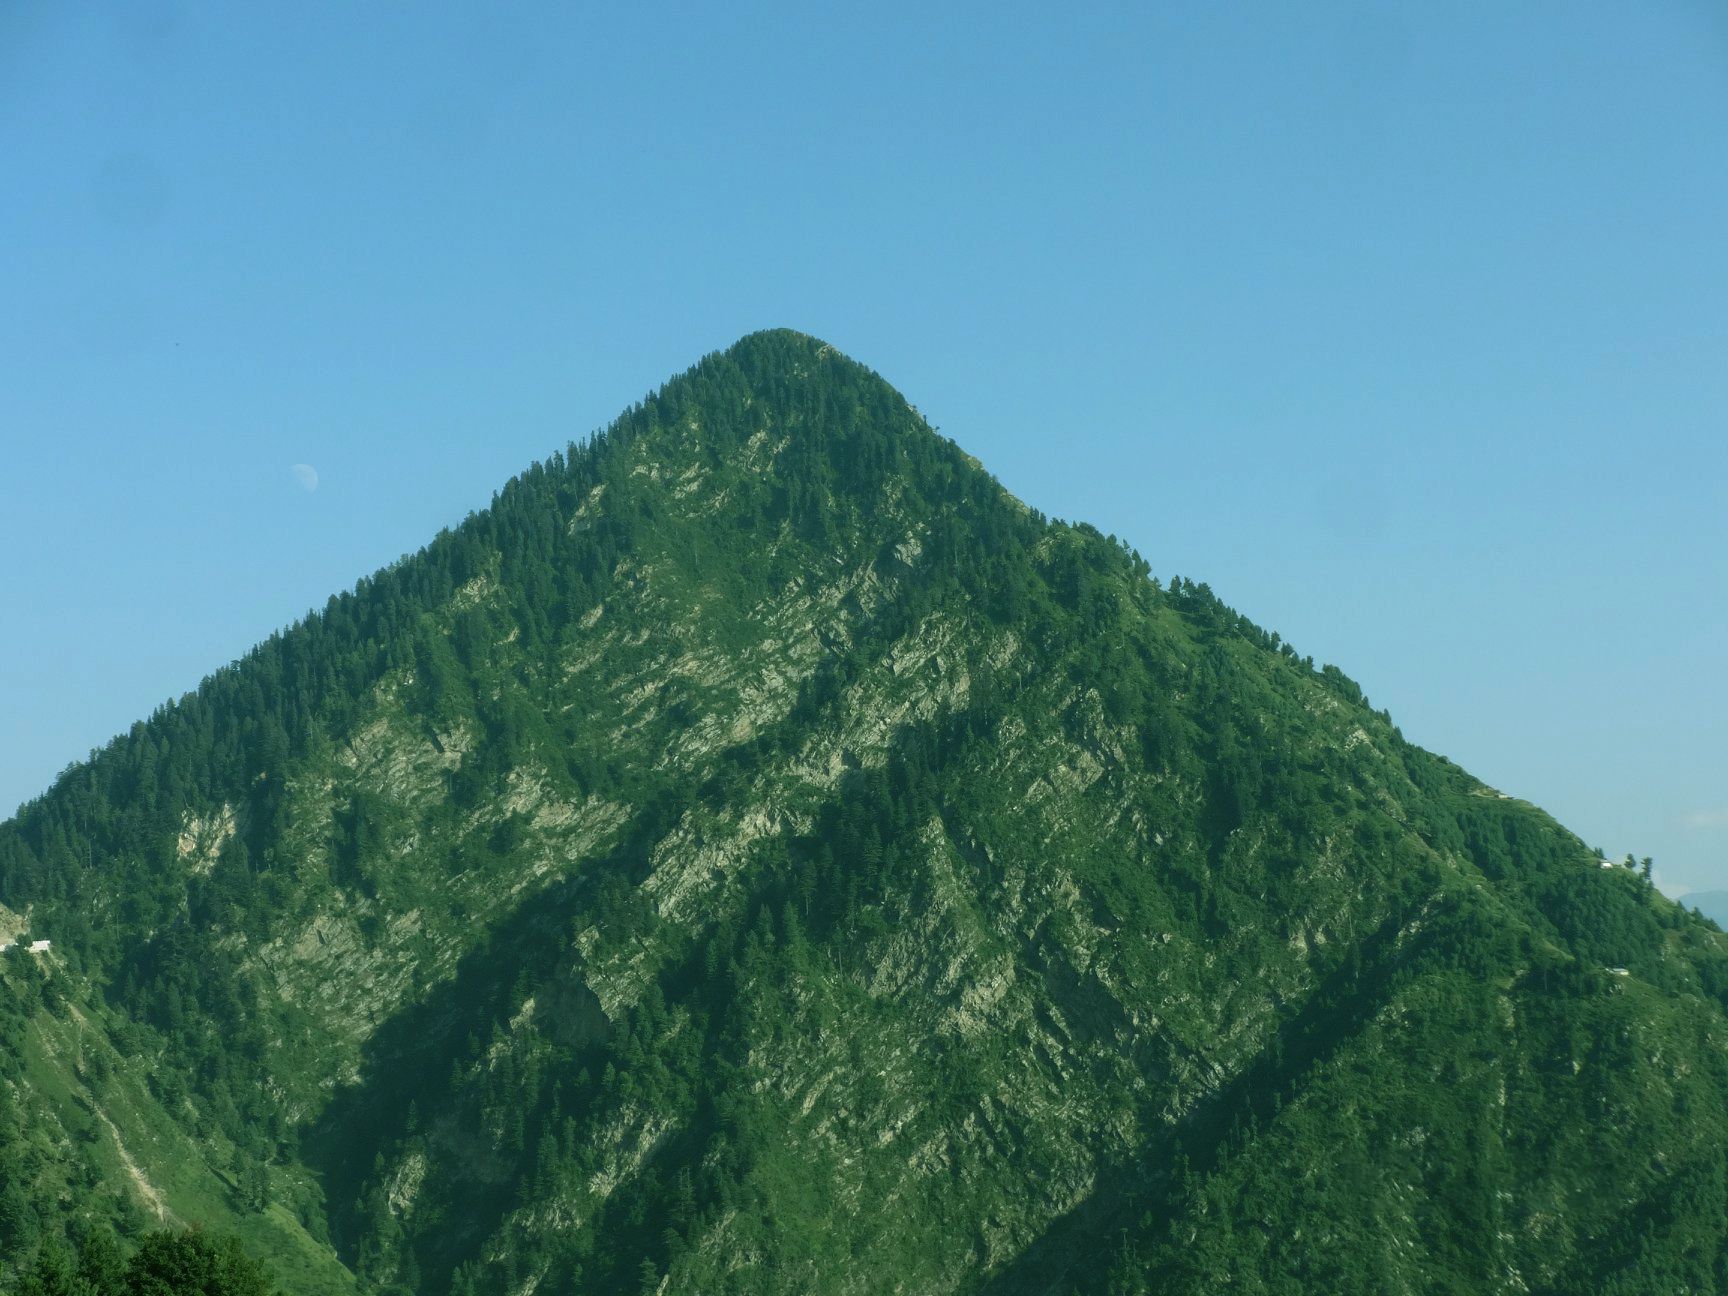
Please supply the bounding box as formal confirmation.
[3,2,1724,893]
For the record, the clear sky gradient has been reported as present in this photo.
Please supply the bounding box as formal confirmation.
[3,3,1724,893]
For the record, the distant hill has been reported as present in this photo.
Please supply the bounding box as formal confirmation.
[4,330,1728,1294]
[1684,890,1728,929]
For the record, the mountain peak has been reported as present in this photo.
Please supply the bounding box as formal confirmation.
[3,336,1726,1295]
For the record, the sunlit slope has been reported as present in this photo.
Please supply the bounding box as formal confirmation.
[4,331,1726,1295]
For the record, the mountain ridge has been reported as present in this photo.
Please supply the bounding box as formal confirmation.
[4,330,1727,1294]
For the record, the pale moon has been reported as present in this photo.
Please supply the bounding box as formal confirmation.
[291,463,319,493]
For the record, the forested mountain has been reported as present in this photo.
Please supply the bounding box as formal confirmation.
[4,330,1727,1294]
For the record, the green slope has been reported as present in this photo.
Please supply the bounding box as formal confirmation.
[3,331,1726,1294]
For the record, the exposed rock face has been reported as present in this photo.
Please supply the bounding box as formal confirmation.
[3,331,1727,1295]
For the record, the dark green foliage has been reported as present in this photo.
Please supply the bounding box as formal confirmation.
[3,331,1727,1294]
[9,1229,272,1296]
[122,1230,273,1296]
